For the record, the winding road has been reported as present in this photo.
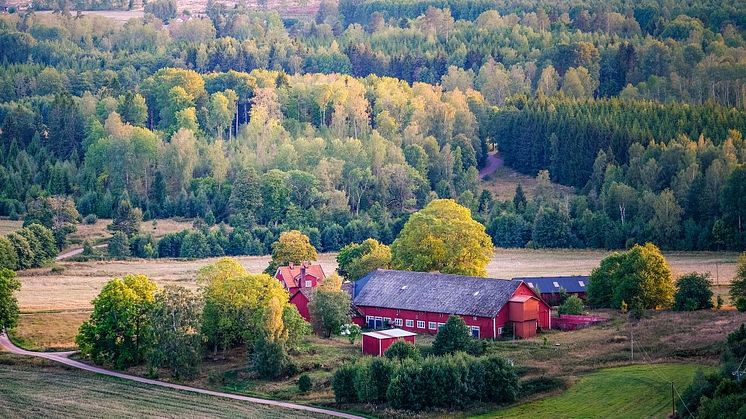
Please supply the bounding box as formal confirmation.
[0,332,362,419]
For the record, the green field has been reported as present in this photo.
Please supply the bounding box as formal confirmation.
[0,353,324,418]
[478,364,708,419]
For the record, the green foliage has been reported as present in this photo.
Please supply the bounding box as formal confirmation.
[354,357,394,403]
[265,230,317,274]
[0,237,18,271]
[336,238,391,281]
[730,253,746,306]
[147,286,203,379]
[391,199,493,277]
[308,289,351,338]
[558,295,584,315]
[6,232,34,270]
[0,269,21,330]
[432,315,472,355]
[587,243,675,309]
[76,275,157,369]
[298,374,312,393]
[384,340,421,362]
[108,232,131,259]
[108,200,142,237]
[251,334,292,379]
[332,363,358,403]
[674,273,714,311]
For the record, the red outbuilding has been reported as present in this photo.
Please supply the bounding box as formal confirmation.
[361,328,417,356]
[352,270,551,340]
[289,288,312,321]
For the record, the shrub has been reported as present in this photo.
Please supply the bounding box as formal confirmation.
[252,335,291,379]
[384,340,421,361]
[481,355,520,404]
[83,214,98,225]
[386,359,422,410]
[558,295,584,315]
[332,363,358,403]
[108,232,131,258]
[736,298,746,313]
[354,357,393,403]
[298,373,312,393]
[432,315,472,355]
[674,273,714,311]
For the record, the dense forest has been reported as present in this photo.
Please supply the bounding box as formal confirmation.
[1,0,745,254]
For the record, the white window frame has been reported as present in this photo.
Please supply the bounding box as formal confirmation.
[417,320,425,329]
[383,317,391,326]
[497,327,503,335]
[428,321,437,330]
[305,280,312,288]
[366,316,373,323]
[471,326,480,337]
[405,319,414,327]
[394,318,403,327]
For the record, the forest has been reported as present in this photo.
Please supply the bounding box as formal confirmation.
[0,0,745,255]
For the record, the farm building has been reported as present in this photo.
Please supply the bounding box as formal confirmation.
[514,275,588,306]
[362,328,417,356]
[275,262,326,321]
[352,270,551,339]
[274,262,325,295]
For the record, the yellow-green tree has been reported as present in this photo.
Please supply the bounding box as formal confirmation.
[265,230,318,274]
[391,199,493,277]
[198,257,300,355]
[76,274,157,369]
[337,238,392,281]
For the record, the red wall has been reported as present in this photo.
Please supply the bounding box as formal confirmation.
[356,282,553,339]
[357,306,502,339]
[362,335,416,356]
[290,292,311,321]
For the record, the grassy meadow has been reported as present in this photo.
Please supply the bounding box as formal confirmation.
[480,364,709,419]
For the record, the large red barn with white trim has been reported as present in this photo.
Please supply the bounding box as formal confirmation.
[352,270,551,339]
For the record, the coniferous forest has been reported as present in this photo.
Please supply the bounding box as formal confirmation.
[1,0,746,257]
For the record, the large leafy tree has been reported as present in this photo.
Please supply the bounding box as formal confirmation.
[265,230,317,274]
[0,269,21,330]
[587,243,675,309]
[391,199,493,277]
[336,238,392,281]
[674,272,714,311]
[228,167,262,228]
[148,286,203,379]
[308,275,351,338]
[76,275,157,369]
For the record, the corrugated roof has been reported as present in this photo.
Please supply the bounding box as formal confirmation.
[514,276,588,293]
[353,269,521,318]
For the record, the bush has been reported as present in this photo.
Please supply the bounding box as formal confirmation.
[83,214,98,225]
[480,356,520,404]
[432,315,472,355]
[674,273,714,311]
[298,374,312,393]
[252,335,291,379]
[108,232,131,258]
[332,363,358,403]
[354,357,393,403]
[736,298,746,313]
[384,340,421,361]
[386,359,422,410]
[558,295,584,315]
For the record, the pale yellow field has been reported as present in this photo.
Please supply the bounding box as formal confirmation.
[0,219,22,235]
[70,218,198,244]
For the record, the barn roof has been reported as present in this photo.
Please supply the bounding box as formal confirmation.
[353,269,521,318]
[514,276,588,293]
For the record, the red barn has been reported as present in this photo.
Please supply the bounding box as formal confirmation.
[274,262,326,295]
[515,276,588,306]
[362,328,417,356]
[352,270,551,339]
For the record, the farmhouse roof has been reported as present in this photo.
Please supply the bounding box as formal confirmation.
[276,262,325,289]
[353,269,521,318]
[514,275,588,294]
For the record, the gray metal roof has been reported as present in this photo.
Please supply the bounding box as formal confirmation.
[513,276,589,293]
[353,269,521,318]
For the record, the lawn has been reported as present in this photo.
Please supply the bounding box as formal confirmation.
[478,364,709,419]
[0,352,325,418]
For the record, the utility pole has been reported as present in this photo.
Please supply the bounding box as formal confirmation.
[671,382,675,418]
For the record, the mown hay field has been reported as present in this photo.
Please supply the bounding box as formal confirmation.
[0,353,324,419]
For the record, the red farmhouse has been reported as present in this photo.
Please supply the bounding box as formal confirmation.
[275,262,326,321]
[352,270,551,339]
[362,328,417,356]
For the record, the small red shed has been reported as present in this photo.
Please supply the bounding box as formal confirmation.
[361,328,416,356]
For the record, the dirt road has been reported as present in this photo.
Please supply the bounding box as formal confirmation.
[479,152,504,179]
[0,332,362,419]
